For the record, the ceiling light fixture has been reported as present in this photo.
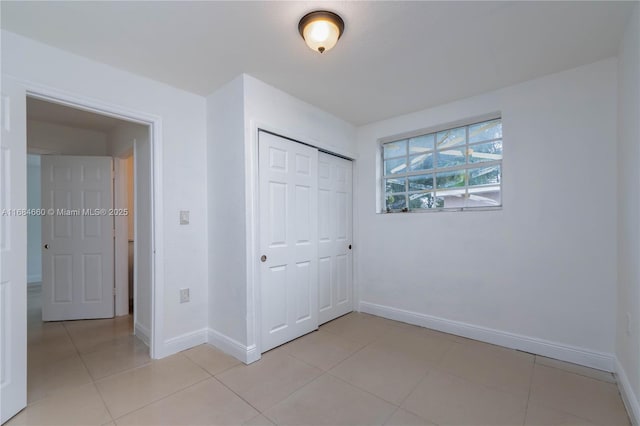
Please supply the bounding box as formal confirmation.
[298,10,344,54]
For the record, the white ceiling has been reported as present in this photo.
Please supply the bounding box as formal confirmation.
[2,1,634,125]
[27,97,126,132]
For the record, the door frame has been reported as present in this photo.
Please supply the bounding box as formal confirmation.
[245,122,357,361]
[16,77,165,358]
[113,156,130,317]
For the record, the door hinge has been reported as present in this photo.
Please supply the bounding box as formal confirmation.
[113,287,116,296]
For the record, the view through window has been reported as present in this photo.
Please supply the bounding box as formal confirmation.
[382,117,502,212]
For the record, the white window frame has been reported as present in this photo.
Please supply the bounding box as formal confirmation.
[379,113,503,213]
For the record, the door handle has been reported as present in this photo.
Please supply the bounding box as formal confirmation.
[261,255,267,262]
[43,244,49,250]
[348,244,352,250]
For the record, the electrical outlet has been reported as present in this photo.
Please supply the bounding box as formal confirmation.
[180,288,190,303]
[626,312,632,336]
[179,210,190,225]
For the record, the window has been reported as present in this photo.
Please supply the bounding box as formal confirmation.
[381,117,502,212]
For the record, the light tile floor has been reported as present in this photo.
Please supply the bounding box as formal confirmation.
[8,286,630,425]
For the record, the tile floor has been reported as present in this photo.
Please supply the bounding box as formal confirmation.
[8,286,630,425]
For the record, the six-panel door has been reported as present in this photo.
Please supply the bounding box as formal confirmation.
[318,152,353,325]
[259,132,319,352]
[41,155,115,321]
[0,80,28,425]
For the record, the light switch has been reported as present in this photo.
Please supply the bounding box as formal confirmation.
[180,288,190,303]
[179,210,189,225]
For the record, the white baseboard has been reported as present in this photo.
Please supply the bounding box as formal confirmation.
[359,301,615,372]
[208,328,260,365]
[27,274,42,284]
[134,322,151,347]
[162,328,208,357]
[615,358,640,425]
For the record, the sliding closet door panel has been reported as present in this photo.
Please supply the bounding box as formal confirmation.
[318,152,353,325]
[259,132,319,352]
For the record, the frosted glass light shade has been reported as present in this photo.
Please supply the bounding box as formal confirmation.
[298,11,344,54]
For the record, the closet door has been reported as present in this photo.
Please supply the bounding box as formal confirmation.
[318,152,353,324]
[259,132,318,352]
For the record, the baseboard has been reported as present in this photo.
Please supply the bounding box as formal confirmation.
[162,328,208,357]
[134,322,151,347]
[359,301,615,372]
[615,357,640,425]
[27,274,42,284]
[208,328,260,364]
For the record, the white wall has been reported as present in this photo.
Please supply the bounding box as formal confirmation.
[616,4,640,422]
[2,30,208,357]
[207,74,356,362]
[356,58,618,370]
[207,76,247,347]
[26,154,41,283]
[27,120,108,155]
[243,75,357,159]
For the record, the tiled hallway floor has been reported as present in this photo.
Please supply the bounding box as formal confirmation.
[8,286,630,425]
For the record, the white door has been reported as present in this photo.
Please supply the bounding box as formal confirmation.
[41,156,114,321]
[318,152,353,324]
[259,132,318,352]
[0,80,27,424]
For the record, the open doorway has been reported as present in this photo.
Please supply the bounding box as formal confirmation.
[24,97,153,404]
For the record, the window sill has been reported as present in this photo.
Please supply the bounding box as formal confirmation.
[379,206,502,214]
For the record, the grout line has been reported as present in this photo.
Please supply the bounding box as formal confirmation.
[283,317,388,372]
[325,368,403,408]
[99,353,219,412]
[65,318,151,380]
[210,361,243,377]
[427,340,536,403]
[27,307,626,425]
[239,331,399,417]
[89,357,155,382]
[181,354,241,378]
[61,322,93,374]
[57,314,154,423]
[396,370,443,426]
[212,375,265,415]
[380,406,401,426]
[178,351,216,378]
[61,321,117,423]
[107,372,213,423]
[317,330,389,368]
[263,326,408,411]
[62,321,115,423]
[396,366,432,408]
[314,316,458,410]
[213,353,327,418]
[280,334,368,372]
[261,370,330,422]
[428,360,533,404]
[521,352,536,425]
[529,400,606,426]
